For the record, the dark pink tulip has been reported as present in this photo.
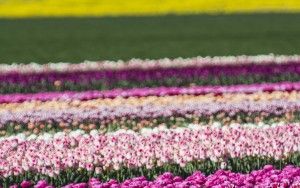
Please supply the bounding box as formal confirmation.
[62,184,74,188]
[21,180,32,188]
[34,180,48,188]
[72,183,88,188]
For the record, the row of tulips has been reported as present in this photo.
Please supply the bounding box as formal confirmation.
[1,55,298,74]
[0,109,294,136]
[6,165,300,188]
[1,81,300,104]
[3,91,300,114]
[5,98,300,121]
[2,63,300,93]
[0,122,290,141]
[1,125,300,186]
[1,99,300,135]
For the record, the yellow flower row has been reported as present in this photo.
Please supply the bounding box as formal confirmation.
[0,0,300,18]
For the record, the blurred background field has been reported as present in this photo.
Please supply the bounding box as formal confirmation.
[1,14,300,64]
[0,1,300,64]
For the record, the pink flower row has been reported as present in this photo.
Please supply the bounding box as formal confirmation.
[0,81,299,103]
[1,125,299,177]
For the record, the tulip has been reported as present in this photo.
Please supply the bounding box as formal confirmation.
[20,180,32,188]
[34,180,48,188]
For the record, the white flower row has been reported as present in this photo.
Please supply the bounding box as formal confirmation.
[1,54,299,74]
[0,121,289,142]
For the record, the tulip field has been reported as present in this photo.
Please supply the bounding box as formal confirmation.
[1,54,300,187]
[1,0,300,18]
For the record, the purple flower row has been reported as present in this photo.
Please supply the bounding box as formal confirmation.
[9,165,300,188]
[1,61,300,85]
[0,81,299,104]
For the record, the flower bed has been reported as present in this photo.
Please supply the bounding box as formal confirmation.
[1,55,300,187]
